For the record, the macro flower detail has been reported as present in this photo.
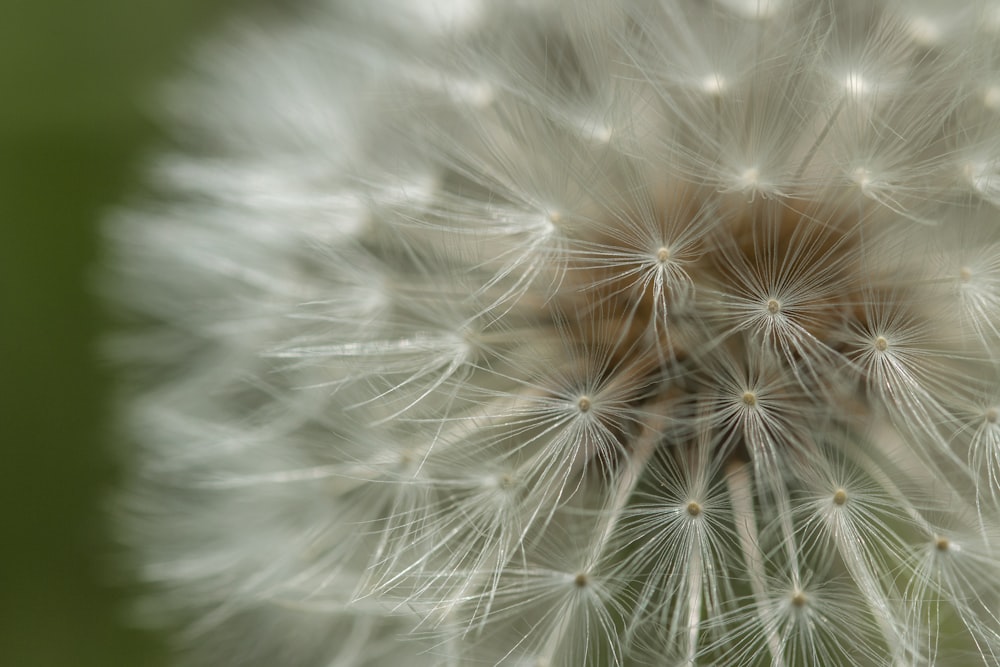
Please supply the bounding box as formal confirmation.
[106,1,1000,665]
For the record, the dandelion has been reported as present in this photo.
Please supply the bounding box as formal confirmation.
[106,1,1000,664]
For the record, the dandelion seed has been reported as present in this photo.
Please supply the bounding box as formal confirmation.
[699,73,727,96]
[984,85,1000,111]
[844,71,872,98]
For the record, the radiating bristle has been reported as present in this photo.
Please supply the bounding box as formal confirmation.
[106,1,1000,665]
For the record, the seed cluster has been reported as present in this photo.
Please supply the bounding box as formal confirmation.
[107,1,1000,665]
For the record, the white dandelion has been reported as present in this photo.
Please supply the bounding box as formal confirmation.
[106,1,1000,665]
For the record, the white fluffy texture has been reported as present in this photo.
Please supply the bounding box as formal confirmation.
[107,1,1000,665]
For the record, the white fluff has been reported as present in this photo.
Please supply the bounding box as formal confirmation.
[106,1,1000,664]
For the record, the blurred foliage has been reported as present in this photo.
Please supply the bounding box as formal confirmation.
[0,2,243,665]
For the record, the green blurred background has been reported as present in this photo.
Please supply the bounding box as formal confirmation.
[0,2,242,665]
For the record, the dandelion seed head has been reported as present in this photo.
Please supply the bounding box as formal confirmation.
[107,1,1000,664]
